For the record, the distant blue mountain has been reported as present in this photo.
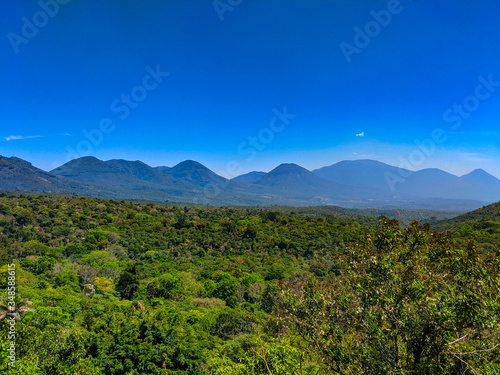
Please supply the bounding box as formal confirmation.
[50,157,198,193]
[231,171,266,184]
[459,169,500,202]
[159,160,228,188]
[1,155,498,210]
[154,165,171,173]
[313,160,500,203]
[313,159,412,193]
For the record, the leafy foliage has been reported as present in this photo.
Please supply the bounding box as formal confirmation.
[0,194,498,374]
[278,218,500,374]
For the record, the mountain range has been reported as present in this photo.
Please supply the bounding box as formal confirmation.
[312,160,500,203]
[1,155,499,211]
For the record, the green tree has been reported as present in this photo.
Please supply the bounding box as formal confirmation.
[117,264,139,300]
[279,218,500,374]
[54,270,80,291]
[0,234,11,267]
[210,310,255,340]
[211,272,240,308]
[81,250,118,269]
[147,273,181,299]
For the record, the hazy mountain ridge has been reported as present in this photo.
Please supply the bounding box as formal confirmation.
[312,159,500,203]
[231,171,266,184]
[159,160,229,189]
[50,157,200,196]
[251,163,387,203]
[313,159,412,193]
[1,155,499,210]
[0,156,111,196]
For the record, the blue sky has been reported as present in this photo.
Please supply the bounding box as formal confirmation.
[1,0,500,178]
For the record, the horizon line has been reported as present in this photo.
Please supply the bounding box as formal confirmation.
[1,154,498,180]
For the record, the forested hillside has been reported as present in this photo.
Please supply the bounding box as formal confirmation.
[433,201,500,253]
[0,195,499,374]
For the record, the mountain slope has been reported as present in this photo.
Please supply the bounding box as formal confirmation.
[2,155,498,210]
[433,200,500,231]
[159,160,230,189]
[255,163,330,189]
[154,166,171,173]
[313,159,412,193]
[50,157,198,194]
[459,169,500,202]
[51,156,122,183]
[400,168,500,202]
[105,159,198,191]
[156,160,282,204]
[0,156,130,198]
[399,168,462,198]
[0,156,91,194]
[50,156,154,189]
[314,160,500,203]
[49,157,205,201]
[231,171,266,184]
[253,163,377,204]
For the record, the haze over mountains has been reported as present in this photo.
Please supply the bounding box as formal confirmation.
[1,155,499,211]
[312,160,500,203]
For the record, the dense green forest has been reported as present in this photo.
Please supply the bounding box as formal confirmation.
[0,194,499,374]
[433,201,500,253]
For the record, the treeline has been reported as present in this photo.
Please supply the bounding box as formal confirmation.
[0,195,498,374]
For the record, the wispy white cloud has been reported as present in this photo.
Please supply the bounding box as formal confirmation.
[4,135,43,141]
[356,153,377,159]
[455,152,493,163]
[355,132,365,137]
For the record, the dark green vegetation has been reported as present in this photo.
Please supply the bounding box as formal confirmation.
[0,194,499,374]
[257,205,461,227]
[433,201,500,253]
[0,188,462,227]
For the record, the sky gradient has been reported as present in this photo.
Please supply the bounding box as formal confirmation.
[1,0,500,178]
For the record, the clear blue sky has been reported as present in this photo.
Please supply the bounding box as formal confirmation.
[1,0,499,178]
